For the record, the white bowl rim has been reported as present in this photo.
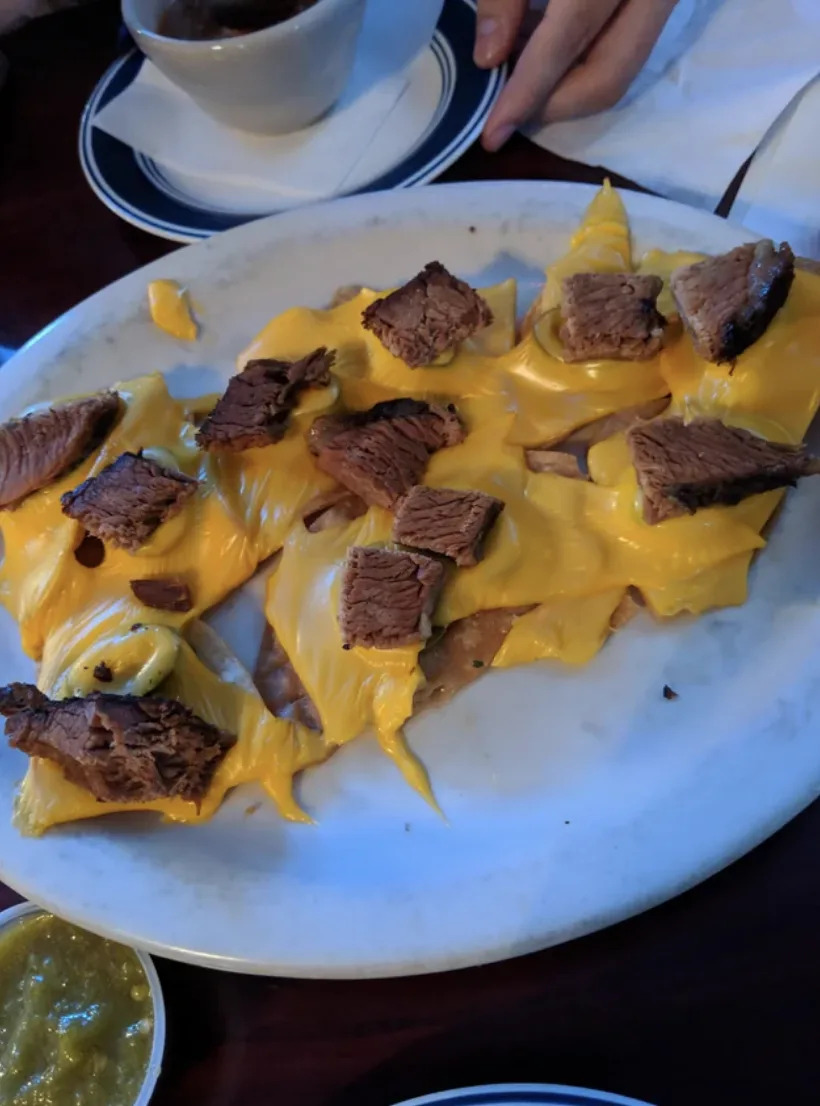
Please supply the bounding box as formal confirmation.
[0,901,166,1106]
[122,0,359,52]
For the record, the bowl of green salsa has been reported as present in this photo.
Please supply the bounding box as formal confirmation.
[0,902,165,1106]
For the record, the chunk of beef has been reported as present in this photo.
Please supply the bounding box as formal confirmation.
[62,452,198,552]
[301,487,368,533]
[253,625,321,731]
[670,241,794,363]
[415,607,531,708]
[559,273,666,362]
[0,683,49,714]
[309,398,465,509]
[339,546,445,649]
[0,684,235,805]
[196,348,334,452]
[130,576,193,613]
[361,261,493,367]
[393,485,504,566]
[627,416,820,524]
[0,392,120,510]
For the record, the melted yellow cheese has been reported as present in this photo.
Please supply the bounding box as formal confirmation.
[265,510,437,807]
[504,185,669,449]
[538,179,631,314]
[15,632,331,835]
[493,589,625,669]
[7,183,820,834]
[147,279,198,341]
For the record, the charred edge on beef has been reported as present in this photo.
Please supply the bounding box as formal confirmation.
[61,451,198,552]
[670,241,795,364]
[0,684,235,806]
[0,392,121,511]
[196,347,335,452]
[627,416,820,524]
[130,577,194,613]
[339,546,445,649]
[361,261,493,368]
[392,486,504,567]
[559,273,666,363]
[308,399,465,509]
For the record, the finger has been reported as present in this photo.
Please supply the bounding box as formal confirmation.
[481,0,623,150]
[542,0,678,123]
[474,0,528,69]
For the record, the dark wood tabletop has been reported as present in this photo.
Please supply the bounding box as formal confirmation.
[0,5,817,1106]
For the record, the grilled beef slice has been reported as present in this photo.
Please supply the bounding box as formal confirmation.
[393,485,504,566]
[559,273,666,362]
[253,624,322,731]
[415,607,531,708]
[301,487,368,533]
[670,241,794,363]
[340,546,445,649]
[196,347,334,451]
[130,576,193,612]
[627,416,820,524]
[0,685,235,805]
[308,398,465,509]
[61,452,198,552]
[0,392,120,510]
[361,261,493,367]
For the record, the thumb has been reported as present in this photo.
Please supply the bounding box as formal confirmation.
[474,0,528,68]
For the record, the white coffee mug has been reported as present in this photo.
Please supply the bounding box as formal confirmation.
[122,0,368,135]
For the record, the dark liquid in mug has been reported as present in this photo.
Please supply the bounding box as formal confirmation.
[158,0,318,40]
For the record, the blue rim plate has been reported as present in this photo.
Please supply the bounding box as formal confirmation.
[79,0,505,242]
[392,1086,655,1106]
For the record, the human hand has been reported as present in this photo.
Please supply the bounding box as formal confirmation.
[475,0,678,151]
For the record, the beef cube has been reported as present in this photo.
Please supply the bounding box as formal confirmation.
[0,392,120,510]
[339,546,445,649]
[670,241,794,363]
[0,684,235,806]
[196,347,334,452]
[393,485,504,566]
[560,273,666,362]
[627,416,820,524]
[61,452,198,552]
[308,398,465,509]
[361,261,493,367]
[130,576,193,612]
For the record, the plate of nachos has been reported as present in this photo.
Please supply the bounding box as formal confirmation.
[1,181,819,976]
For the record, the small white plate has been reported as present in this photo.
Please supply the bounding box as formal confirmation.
[0,901,166,1105]
[79,0,504,242]
[392,1086,655,1106]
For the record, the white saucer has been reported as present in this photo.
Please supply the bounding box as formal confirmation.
[79,0,504,241]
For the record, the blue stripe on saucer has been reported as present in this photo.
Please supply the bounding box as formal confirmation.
[79,0,504,242]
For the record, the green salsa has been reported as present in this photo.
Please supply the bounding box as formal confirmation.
[0,912,154,1106]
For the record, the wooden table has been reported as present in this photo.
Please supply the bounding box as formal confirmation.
[1,6,817,1105]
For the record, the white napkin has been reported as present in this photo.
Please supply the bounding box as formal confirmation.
[729,77,820,260]
[527,0,820,213]
[93,0,444,200]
